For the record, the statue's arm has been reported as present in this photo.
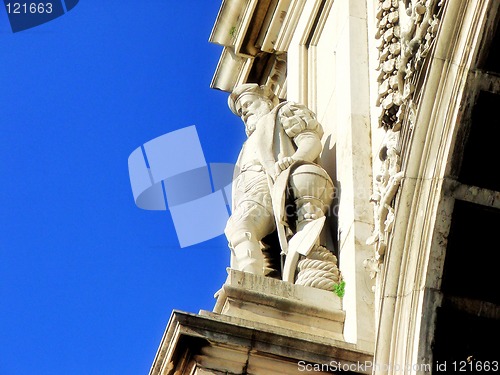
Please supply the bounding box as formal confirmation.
[275,103,324,174]
[292,131,322,162]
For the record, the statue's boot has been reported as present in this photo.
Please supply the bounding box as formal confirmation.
[233,241,264,275]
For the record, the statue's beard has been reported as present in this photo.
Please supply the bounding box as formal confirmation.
[244,110,268,136]
[245,122,256,136]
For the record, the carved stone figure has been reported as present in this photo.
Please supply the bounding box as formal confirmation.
[367,129,403,265]
[225,84,340,290]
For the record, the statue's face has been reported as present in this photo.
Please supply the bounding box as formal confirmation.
[235,94,273,135]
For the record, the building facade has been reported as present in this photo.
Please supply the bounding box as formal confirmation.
[149,1,500,373]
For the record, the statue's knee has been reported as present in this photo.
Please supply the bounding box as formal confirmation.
[289,163,334,211]
[225,209,274,245]
[226,230,254,248]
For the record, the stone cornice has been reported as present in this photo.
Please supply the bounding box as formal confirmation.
[149,310,373,375]
[209,0,294,97]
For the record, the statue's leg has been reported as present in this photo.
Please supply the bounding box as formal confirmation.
[230,232,264,275]
[225,200,275,275]
[289,163,334,240]
[226,169,275,275]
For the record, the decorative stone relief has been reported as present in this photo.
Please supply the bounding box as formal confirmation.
[375,0,443,130]
[366,129,403,262]
[225,83,340,291]
[367,0,444,277]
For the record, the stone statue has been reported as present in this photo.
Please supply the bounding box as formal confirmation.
[225,84,340,290]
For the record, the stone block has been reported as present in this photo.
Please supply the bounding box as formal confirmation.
[213,269,345,340]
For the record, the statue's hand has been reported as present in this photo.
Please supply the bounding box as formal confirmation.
[274,156,295,176]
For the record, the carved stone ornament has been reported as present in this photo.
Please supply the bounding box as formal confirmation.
[366,129,403,263]
[375,0,443,130]
[367,0,444,277]
[225,83,340,291]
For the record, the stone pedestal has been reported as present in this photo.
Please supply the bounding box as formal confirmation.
[214,269,345,341]
[149,270,374,375]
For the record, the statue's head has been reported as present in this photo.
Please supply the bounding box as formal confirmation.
[228,84,279,136]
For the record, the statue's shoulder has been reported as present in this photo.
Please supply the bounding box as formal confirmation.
[276,102,322,138]
[277,101,315,118]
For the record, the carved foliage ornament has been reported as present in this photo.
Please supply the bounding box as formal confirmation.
[375,0,443,130]
[366,0,444,277]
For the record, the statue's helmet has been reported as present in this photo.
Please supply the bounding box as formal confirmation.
[228,84,279,115]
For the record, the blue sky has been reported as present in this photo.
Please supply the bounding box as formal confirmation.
[0,2,244,374]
